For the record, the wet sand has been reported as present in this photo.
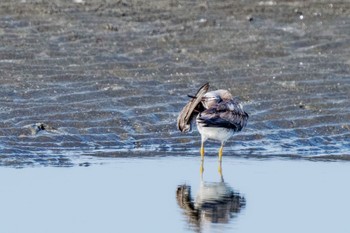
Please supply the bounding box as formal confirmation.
[0,1,349,165]
[0,156,349,233]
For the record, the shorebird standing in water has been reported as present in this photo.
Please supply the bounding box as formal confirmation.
[177,83,249,169]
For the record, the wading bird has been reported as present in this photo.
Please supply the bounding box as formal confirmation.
[177,83,249,163]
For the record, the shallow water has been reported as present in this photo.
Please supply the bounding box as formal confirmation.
[1,156,349,233]
[0,1,350,166]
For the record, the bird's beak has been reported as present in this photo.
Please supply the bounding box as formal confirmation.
[187,94,197,99]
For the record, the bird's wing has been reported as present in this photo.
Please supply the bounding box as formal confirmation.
[197,99,249,132]
[177,83,209,132]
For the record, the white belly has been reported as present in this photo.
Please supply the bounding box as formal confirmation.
[197,122,234,143]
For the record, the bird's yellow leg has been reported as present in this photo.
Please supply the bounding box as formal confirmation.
[218,144,224,162]
[218,160,223,178]
[199,141,205,176]
[200,142,205,161]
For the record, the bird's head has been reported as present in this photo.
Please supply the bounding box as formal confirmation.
[201,90,232,109]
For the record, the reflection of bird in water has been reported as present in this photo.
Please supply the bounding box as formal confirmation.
[177,83,249,164]
[176,164,246,232]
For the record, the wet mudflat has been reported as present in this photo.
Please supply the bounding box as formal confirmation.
[1,157,350,233]
[0,0,349,165]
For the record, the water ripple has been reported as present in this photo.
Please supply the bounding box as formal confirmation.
[0,1,350,166]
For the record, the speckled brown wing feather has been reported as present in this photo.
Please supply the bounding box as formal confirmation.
[197,99,249,132]
[177,83,209,132]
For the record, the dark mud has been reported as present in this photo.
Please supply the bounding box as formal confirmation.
[0,0,350,166]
